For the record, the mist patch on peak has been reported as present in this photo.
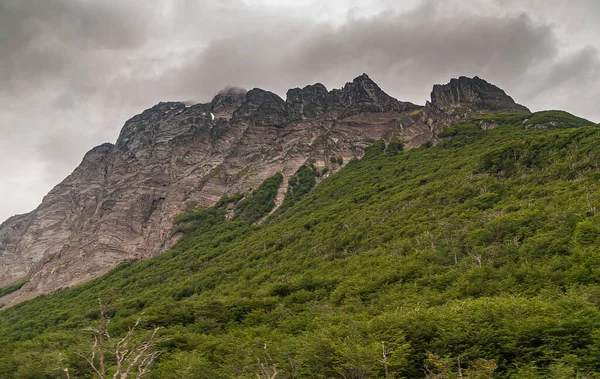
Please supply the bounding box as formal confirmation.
[217,86,248,95]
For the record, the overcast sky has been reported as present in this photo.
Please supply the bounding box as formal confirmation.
[1,0,599,222]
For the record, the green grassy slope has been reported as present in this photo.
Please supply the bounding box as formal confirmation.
[1,111,600,378]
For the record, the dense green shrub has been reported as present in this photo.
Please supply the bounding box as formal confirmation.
[386,139,404,155]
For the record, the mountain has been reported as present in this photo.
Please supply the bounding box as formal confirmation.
[0,74,471,307]
[0,99,598,377]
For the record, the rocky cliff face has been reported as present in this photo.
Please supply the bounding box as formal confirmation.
[0,75,527,306]
[431,76,530,114]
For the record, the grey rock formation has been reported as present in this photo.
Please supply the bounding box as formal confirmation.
[286,74,422,121]
[286,83,333,121]
[431,76,530,114]
[211,90,246,117]
[332,73,422,116]
[233,89,288,126]
[0,74,524,306]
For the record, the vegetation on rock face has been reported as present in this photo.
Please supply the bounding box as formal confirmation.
[233,173,283,222]
[1,111,600,378]
[274,164,318,216]
[0,281,27,298]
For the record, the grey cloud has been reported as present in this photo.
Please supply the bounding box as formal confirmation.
[0,0,149,93]
[36,134,86,181]
[532,46,600,95]
[286,10,557,83]
[218,86,248,95]
[523,46,600,122]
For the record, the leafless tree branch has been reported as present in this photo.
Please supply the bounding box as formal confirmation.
[78,300,164,379]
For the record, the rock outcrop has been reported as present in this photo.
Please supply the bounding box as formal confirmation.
[233,89,288,126]
[332,73,422,116]
[0,74,524,306]
[431,76,530,114]
[285,74,423,121]
[286,83,333,121]
[211,87,247,117]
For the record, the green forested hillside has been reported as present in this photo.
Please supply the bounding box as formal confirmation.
[2,111,600,378]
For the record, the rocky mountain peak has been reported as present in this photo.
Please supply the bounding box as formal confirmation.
[430,76,530,113]
[211,87,247,115]
[286,74,422,120]
[233,88,287,126]
[115,102,191,149]
[244,88,285,106]
[78,143,115,169]
[286,83,335,120]
[341,73,381,96]
[331,73,399,113]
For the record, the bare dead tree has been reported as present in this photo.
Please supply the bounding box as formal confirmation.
[76,298,109,378]
[288,354,299,379]
[470,254,483,267]
[76,298,163,379]
[425,353,497,379]
[380,341,391,378]
[111,318,163,379]
[256,344,278,379]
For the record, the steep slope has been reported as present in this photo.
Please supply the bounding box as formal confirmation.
[0,75,522,307]
[0,111,598,378]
